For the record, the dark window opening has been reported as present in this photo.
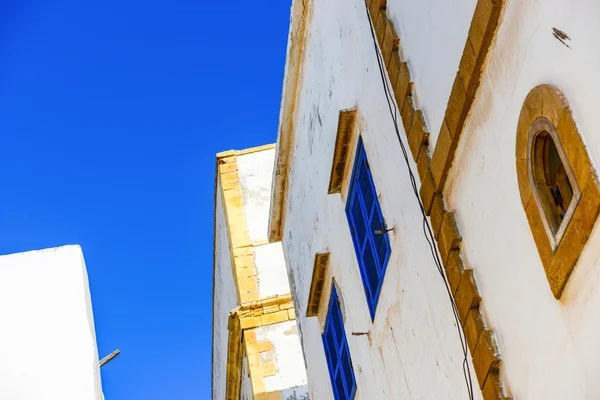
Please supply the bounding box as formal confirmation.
[531,131,574,235]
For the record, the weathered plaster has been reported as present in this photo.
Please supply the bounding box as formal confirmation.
[276,0,483,398]
[238,148,278,244]
[255,243,292,298]
[446,0,600,397]
[214,145,308,399]
[253,321,309,395]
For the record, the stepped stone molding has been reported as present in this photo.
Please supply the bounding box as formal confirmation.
[365,0,510,397]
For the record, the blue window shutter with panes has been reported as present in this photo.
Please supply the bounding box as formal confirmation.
[322,286,356,400]
[345,138,391,319]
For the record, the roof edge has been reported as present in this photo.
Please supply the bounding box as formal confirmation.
[268,0,312,243]
[216,143,276,160]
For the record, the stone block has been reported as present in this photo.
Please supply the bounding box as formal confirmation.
[455,269,481,325]
[382,22,399,67]
[465,307,486,354]
[288,308,296,320]
[394,62,411,113]
[558,107,592,190]
[473,330,502,389]
[445,75,468,140]
[388,50,401,90]
[409,110,429,162]
[482,371,510,400]
[542,85,568,127]
[444,250,466,296]
[416,144,431,182]
[438,212,462,266]
[469,0,494,56]
[369,0,384,22]
[419,168,437,215]
[240,316,262,330]
[458,39,477,92]
[431,119,459,191]
[430,193,446,239]
[260,310,290,326]
[401,94,416,138]
[375,10,387,46]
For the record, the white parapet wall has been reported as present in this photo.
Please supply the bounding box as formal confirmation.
[0,245,103,400]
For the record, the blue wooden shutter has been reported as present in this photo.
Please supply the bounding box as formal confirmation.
[322,287,357,400]
[346,138,391,319]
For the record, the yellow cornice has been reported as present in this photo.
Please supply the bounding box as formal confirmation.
[225,314,242,400]
[224,294,297,399]
[268,0,313,243]
[216,143,276,160]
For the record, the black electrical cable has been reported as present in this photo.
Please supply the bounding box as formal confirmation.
[363,3,476,400]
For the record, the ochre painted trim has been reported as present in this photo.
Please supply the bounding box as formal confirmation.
[329,110,358,194]
[218,154,260,304]
[365,1,511,398]
[225,313,243,400]
[430,0,504,192]
[216,143,303,399]
[225,294,298,399]
[516,85,600,299]
[269,0,313,243]
[217,143,276,159]
[237,294,296,329]
[306,253,330,317]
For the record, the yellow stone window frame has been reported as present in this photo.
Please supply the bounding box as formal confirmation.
[516,85,600,299]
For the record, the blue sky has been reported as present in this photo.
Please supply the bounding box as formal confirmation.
[0,0,292,398]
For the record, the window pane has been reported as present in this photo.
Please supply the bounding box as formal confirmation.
[370,207,389,270]
[340,345,355,398]
[331,303,344,350]
[351,193,368,246]
[325,325,337,368]
[359,159,375,219]
[335,371,346,400]
[363,239,379,302]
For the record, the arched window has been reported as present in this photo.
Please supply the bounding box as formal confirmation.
[528,117,581,249]
[516,85,600,299]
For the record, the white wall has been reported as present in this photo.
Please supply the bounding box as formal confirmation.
[279,0,481,398]
[446,0,600,398]
[253,320,308,395]
[241,356,253,400]
[238,149,277,243]
[386,0,477,149]
[255,242,291,298]
[212,183,239,400]
[238,149,293,298]
[0,245,102,400]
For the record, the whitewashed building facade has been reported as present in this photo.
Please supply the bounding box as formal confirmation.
[258,0,600,399]
[212,145,309,400]
[0,245,104,400]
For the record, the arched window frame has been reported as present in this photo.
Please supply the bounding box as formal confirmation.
[527,117,581,250]
[516,85,600,299]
